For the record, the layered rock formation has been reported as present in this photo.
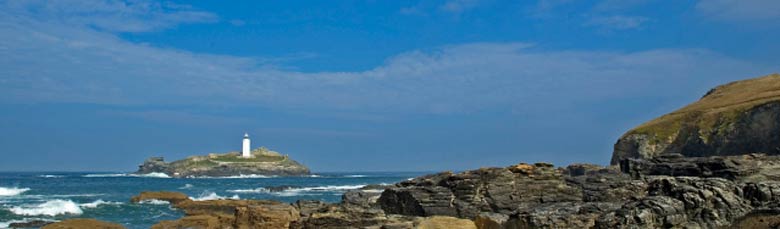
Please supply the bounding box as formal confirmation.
[612,73,780,164]
[92,74,780,228]
[132,156,780,228]
[136,147,310,177]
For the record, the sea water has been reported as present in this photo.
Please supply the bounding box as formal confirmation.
[0,172,424,228]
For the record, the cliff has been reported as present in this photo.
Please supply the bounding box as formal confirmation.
[101,73,780,228]
[135,147,310,177]
[612,73,780,164]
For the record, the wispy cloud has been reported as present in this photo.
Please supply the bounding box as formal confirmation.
[1,0,218,32]
[439,0,482,13]
[696,0,780,22]
[0,0,774,116]
[584,15,650,30]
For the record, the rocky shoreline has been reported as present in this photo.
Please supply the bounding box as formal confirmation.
[38,73,780,228]
[41,154,780,228]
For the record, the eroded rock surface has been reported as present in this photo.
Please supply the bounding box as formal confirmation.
[41,219,125,229]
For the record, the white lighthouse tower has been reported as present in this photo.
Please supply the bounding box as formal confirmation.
[242,133,251,158]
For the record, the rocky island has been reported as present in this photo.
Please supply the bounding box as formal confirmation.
[56,73,780,228]
[136,147,310,178]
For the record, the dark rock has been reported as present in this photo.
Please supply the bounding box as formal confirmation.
[342,189,382,208]
[266,185,302,192]
[509,202,620,228]
[620,153,780,182]
[379,164,582,219]
[564,163,607,176]
[9,220,54,228]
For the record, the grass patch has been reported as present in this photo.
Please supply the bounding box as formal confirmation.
[210,154,286,163]
[627,73,780,144]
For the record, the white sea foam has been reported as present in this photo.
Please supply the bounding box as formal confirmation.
[83,172,171,178]
[134,172,171,178]
[0,218,57,228]
[139,199,171,205]
[190,192,240,201]
[188,174,275,179]
[229,185,366,196]
[286,184,366,192]
[83,173,127,177]
[0,187,30,196]
[39,175,65,178]
[227,188,269,193]
[79,199,121,208]
[179,184,194,189]
[8,199,83,216]
[344,175,368,178]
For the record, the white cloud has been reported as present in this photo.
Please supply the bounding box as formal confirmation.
[0,0,775,115]
[584,15,650,30]
[1,0,217,32]
[440,0,481,13]
[696,0,780,21]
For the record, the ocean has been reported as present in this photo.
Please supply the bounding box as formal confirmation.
[0,171,426,228]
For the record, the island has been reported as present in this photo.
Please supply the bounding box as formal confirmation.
[135,146,310,178]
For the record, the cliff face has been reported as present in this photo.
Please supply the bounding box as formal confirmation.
[612,73,780,164]
[136,148,310,177]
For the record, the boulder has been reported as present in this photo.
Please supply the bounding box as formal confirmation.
[41,219,125,229]
[9,220,54,228]
[130,191,190,205]
[379,164,581,219]
[415,216,476,229]
[234,203,300,228]
[342,189,382,208]
[151,215,221,229]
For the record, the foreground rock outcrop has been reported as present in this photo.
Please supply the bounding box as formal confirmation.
[612,73,780,164]
[41,219,125,229]
[136,147,310,178]
[135,155,780,228]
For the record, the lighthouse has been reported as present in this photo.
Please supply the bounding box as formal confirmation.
[242,133,251,158]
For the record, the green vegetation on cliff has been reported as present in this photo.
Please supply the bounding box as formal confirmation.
[628,73,780,144]
[613,73,780,164]
[137,146,310,177]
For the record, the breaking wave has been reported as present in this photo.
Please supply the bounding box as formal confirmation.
[228,184,366,196]
[0,187,30,196]
[82,173,127,177]
[8,199,83,216]
[139,199,171,205]
[179,184,194,189]
[38,175,65,178]
[188,174,275,179]
[190,192,240,201]
[79,199,121,208]
[344,175,368,178]
[227,188,269,193]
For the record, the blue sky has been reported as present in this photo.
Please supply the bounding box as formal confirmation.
[0,0,778,172]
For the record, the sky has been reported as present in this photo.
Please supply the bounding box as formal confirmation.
[0,0,779,172]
